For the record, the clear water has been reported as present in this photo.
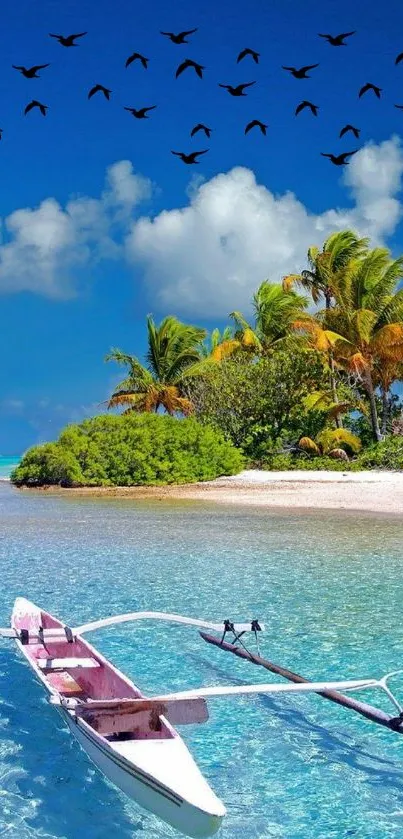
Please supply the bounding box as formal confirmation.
[1,482,403,838]
[0,456,20,480]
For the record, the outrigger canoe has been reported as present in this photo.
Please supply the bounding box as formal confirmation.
[2,598,403,837]
[8,598,226,838]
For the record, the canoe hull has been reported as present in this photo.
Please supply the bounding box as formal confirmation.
[63,710,223,837]
[10,597,225,838]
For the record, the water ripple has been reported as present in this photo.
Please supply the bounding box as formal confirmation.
[1,483,403,837]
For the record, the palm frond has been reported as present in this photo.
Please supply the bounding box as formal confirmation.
[299,436,321,455]
[370,323,403,361]
[229,310,253,332]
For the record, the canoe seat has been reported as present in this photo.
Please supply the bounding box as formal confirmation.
[37,657,100,670]
[47,671,84,696]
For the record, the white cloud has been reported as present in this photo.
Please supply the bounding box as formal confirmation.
[0,161,152,297]
[126,136,403,316]
[104,160,152,210]
[1,138,403,309]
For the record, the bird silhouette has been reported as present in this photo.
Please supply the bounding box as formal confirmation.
[49,32,87,47]
[321,151,357,165]
[88,84,111,100]
[171,150,208,164]
[24,99,48,116]
[237,48,260,64]
[161,29,197,44]
[218,82,255,96]
[394,104,403,109]
[13,64,50,78]
[282,64,319,78]
[245,119,268,135]
[176,59,204,78]
[0,129,3,139]
[339,124,360,138]
[125,52,149,69]
[295,100,318,116]
[395,52,403,66]
[191,123,212,137]
[359,82,381,98]
[124,106,156,118]
[318,32,355,46]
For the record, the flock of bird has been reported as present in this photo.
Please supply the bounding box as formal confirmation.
[6,27,403,165]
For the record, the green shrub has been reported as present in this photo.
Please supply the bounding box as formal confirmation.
[11,414,244,487]
[11,443,85,487]
[357,436,403,470]
[261,453,357,471]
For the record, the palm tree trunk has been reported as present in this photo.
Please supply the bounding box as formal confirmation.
[364,370,383,443]
[329,352,342,429]
[381,387,389,436]
[325,294,342,429]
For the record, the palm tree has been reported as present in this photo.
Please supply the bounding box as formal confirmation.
[199,327,238,361]
[324,248,403,442]
[230,281,308,353]
[282,230,369,309]
[284,231,369,425]
[106,315,206,415]
[299,428,362,459]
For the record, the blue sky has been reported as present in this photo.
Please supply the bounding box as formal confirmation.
[2,0,403,453]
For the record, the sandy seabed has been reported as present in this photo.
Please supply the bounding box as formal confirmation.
[28,470,403,515]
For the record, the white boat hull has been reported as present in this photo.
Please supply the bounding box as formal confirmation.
[63,710,224,837]
[10,598,225,838]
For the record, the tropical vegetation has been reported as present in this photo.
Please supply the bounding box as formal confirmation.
[106,315,206,415]
[11,414,243,487]
[12,228,403,487]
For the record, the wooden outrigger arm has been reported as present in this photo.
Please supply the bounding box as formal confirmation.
[0,611,265,641]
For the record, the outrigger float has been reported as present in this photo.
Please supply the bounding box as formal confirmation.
[1,599,403,837]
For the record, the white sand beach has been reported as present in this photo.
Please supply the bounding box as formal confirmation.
[34,470,403,514]
[174,470,403,513]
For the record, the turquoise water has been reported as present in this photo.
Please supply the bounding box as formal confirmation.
[0,456,20,480]
[1,482,403,838]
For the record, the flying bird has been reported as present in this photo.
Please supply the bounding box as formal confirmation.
[12,64,50,78]
[0,129,3,139]
[171,150,208,164]
[395,52,403,65]
[125,52,148,69]
[321,151,358,165]
[394,104,403,109]
[237,48,259,64]
[191,123,212,137]
[124,105,156,118]
[295,100,318,116]
[49,32,87,47]
[339,124,360,138]
[24,99,48,116]
[176,59,204,78]
[282,64,319,78]
[245,119,268,135]
[359,82,381,98]
[318,32,355,46]
[161,29,197,44]
[218,82,255,96]
[88,84,111,100]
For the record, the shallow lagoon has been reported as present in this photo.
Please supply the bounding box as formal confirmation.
[1,482,403,838]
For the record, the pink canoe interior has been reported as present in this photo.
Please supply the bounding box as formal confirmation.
[13,605,176,743]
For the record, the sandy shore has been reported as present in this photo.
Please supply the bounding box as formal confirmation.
[24,470,403,514]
